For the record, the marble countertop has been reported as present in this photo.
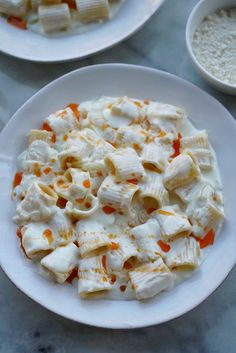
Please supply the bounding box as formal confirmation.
[0,0,235,351]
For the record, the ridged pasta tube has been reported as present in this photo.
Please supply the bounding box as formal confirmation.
[174,179,199,204]
[131,220,163,262]
[58,146,85,170]
[152,205,192,242]
[165,237,201,269]
[28,129,54,145]
[181,131,209,151]
[164,152,200,191]
[41,243,78,284]
[54,169,91,202]
[191,148,213,171]
[76,0,110,23]
[98,175,139,213]
[129,256,174,300]
[66,194,99,220]
[188,201,224,238]
[139,171,169,211]
[141,143,166,172]
[104,148,146,182]
[21,222,55,260]
[0,0,27,16]
[38,4,71,34]
[76,219,111,258]
[49,209,75,243]
[78,255,112,298]
[106,234,138,271]
[14,182,58,224]
[44,107,79,135]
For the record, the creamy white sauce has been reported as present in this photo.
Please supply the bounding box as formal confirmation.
[12,96,224,301]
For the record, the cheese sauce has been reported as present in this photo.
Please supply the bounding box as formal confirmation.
[12,97,224,301]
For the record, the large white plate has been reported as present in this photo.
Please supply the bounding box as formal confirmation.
[0,64,236,329]
[0,0,165,62]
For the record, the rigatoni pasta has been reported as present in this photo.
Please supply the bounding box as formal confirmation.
[0,0,124,36]
[12,96,224,301]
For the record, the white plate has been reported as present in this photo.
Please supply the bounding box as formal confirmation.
[0,0,165,62]
[0,64,236,329]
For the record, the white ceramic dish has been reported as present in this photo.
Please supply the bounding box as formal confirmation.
[0,0,165,63]
[186,0,236,95]
[0,64,236,329]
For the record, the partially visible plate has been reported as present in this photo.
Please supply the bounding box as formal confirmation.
[0,64,236,329]
[0,0,165,62]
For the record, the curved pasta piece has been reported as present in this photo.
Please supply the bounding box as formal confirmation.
[58,147,84,170]
[98,175,139,213]
[91,138,115,160]
[165,237,201,269]
[127,204,149,228]
[44,107,79,135]
[164,152,200,191]
[76,219,111,258]
[21,222,55,260]
[25,140,58,165]
[104,97,144,129]
[82,138,115,174]
[141,143,167,172]
[104,148,146,182]
[152,205,192,241]
[116,126,147,150]
[146,102,185,135]
[139,171,169,211]
[78,255,112,298]
[131,220,163,261]
[174,179,199,204]
[106,234,138,271]
[188,201,224,238]
[28,129,54,145]
[41,243,78,284]
[0,0,27,16]
[12,173,37,201]
[66,194,99,220]
[196,181,223,205]
[181,131,209,150]
[49,209,75,243]
[38,4,71,33]
[191,148,213,171]
[76,0,110,23]
[14,182,58,224]
[129,256,174,300]
[54,169,91,202]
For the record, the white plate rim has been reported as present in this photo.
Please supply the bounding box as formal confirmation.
[0,63,236,329]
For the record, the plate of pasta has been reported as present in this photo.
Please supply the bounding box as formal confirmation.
[0,64,236,328]
[0,0,165,62]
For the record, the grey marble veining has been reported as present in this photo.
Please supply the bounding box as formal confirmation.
[0,0,236,352]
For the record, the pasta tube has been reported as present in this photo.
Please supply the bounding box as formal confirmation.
[76,0,110,23]
[0,0,27,16]
[104,148,146,182]
[41,243,78,284]
[38,4,71,33]
[129,256,174,300]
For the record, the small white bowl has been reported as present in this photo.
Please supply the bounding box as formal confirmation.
[186,0,236,95]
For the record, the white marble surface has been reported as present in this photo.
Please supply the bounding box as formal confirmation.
[0,0,236,351]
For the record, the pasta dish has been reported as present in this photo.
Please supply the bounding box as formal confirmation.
[12,96,224,300]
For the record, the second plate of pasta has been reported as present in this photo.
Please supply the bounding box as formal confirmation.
[0,0,165,62]
[0,64,236,328]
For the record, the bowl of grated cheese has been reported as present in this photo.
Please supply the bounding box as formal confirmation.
[186,0,236,95]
